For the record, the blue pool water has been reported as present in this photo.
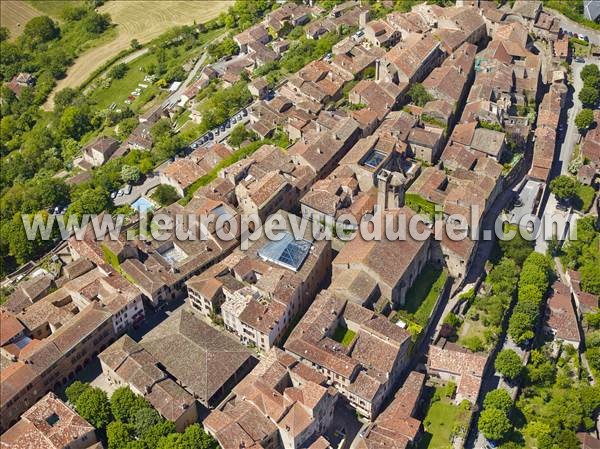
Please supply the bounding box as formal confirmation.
[131,196,154,213]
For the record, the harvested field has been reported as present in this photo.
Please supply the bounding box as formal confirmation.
[44,0,232,109]
[0,1,41,40]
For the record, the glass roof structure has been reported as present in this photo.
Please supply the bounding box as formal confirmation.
[362,150,386,169]
[258,232,312,272]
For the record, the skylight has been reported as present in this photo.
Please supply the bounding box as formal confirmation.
[362,150,386,169]
[258,232,312,272]
[159,243,188,265]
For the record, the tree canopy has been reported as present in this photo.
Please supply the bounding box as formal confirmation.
[75,387,112,429]
[495,349,524,380]
[575,108,595,130]
[550,175,578,202]
[579,84,599,107]
[151,184,180,206]
[483,389,513,414]
[478,407,512,441]
[110,386,150,423]
[408,83,433,107]
[66,380,91,404]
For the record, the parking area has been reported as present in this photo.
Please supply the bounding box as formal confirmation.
[113,175,161,207]
[189,107,251,150]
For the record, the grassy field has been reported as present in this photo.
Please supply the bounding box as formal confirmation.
[0,1,41,39]
[87,51,158,111]
[45,0,232,108]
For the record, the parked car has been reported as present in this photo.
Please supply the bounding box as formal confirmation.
[220,125,226,132]
[207,132,214,140]
[231,117,237,124]
[242,108,248,116]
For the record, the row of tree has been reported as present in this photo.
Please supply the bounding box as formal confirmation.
[579,63,599,108]
[507,252,553,346]
[562,216,600,295]
[65,382,218,449]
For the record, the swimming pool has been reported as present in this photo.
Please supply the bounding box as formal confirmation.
[131,196,155,213]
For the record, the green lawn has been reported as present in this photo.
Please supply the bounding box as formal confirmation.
[572,41,590,58]
[575,184,595,212]
[393,264,447,327]
[419,394,471,449]
[331,325,357,347]
[88,51,156,110]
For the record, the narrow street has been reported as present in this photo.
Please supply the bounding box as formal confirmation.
[558,62,586,175]
[534,61,587,254]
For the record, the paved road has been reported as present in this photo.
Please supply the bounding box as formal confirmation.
[533,61,587,253]
[547,8,600,45]
[559,62,586,174]
[162,50,209,109]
